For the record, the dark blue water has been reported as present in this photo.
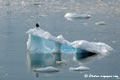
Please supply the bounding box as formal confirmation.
[0,0,120,80]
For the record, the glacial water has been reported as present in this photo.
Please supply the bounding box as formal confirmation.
[0,0,120,80]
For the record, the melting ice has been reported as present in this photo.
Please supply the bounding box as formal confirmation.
[26,27,113,73]
[26,27,113,56]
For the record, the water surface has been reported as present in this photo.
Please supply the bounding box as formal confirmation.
[0,0,120,80]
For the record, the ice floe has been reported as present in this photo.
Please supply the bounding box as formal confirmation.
[95,21,106,25]
[64,13,91,20]
[33,66,59,73]
[56,60,67,65]
[69,66,90,71]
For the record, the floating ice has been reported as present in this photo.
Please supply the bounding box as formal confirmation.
[95,21,106,25]
[26,28,113,57]
[69,66,90,71]
[71,40,113,55]
[26,28,73,53]
[56,60,67,65]
[33,66,59,73]
[64,13,91,20]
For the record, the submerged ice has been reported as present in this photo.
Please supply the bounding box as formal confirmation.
[26,27,113,58]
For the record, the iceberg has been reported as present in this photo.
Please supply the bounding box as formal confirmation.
[26,27,113,60]
[64,13,91,20]
[26,28,75,54]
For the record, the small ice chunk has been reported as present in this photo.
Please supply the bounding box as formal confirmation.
[95,21,106,25]
[56,60,67,65]
[33,66,59,73]
[69,66,90,71]
[64,13,91,19]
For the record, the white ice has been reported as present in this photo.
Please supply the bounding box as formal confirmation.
[64,13,91,20]
[71,40,113,55]
[56,60,67,65]
[95,21,106,25]
[69,66,90,71]
[33,66,59,73]
[26,27,113,55]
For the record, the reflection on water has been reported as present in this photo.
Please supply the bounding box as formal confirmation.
[76,49,97,61]
[27,52,64,77]
[27,48,98,77]
[27,52,56,68]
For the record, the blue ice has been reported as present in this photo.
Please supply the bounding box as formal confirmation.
[27,34,76,54]
[26,28,113,60]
